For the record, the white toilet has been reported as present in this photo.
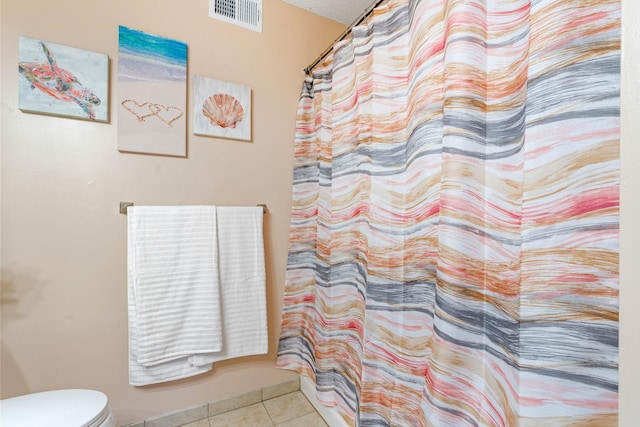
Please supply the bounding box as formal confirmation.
[0,389,116,427]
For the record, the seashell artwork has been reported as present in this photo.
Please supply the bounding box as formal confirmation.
[202,93,244,129]
[193,75,251,141]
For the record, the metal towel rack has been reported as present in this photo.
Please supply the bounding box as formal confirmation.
[119,202,267,214]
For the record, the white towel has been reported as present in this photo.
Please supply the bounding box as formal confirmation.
[211,206,268,361]
[128,206,222,386]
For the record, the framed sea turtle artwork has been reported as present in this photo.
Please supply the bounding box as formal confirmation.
[18,36,109,122]
[193,76,252,142]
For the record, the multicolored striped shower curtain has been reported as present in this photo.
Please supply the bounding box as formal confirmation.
[277,0,620,425]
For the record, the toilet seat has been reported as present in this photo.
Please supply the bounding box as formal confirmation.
[0,389,115,427]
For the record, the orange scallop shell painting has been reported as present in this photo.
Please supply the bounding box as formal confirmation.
[193,76,251,141]
[203,93,244,128]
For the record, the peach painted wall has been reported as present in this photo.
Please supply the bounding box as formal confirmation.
[0,0,344,424]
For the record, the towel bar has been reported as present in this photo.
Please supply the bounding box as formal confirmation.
[120,202,267,214]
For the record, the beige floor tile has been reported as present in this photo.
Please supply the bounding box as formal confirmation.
[274,411,328,427]
[209,402,273,427]
[262,377,300,400]
[263,391,315,424]
[145,404,208,427]
[180,420,211,427]
[209,389,262,416]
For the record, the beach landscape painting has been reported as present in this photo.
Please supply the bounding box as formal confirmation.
[193,76,251,141]
[18,36,108,122]
[118,25,187,156]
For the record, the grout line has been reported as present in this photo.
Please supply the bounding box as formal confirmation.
[262,401,276,427]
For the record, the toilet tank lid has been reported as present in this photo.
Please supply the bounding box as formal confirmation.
[0,389,110,427]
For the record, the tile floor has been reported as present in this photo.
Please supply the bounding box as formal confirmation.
[180,390,328,427]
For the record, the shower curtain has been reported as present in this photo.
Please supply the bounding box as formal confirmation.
[277,0,620,425]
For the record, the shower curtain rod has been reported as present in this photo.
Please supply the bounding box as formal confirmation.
[304,0,387,75]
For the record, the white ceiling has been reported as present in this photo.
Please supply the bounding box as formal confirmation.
[281,0,379,26]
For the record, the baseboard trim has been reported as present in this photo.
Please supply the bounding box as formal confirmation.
[300,376,350,427]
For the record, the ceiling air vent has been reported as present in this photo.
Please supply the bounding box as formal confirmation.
[209,0,263,33]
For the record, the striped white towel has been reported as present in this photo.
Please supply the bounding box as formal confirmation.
[128,206,222,386]
[211,206,268,361]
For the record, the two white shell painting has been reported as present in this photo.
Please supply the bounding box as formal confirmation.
[193,75,251,141]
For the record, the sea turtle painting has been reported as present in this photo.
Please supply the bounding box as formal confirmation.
[18,38,108,121]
